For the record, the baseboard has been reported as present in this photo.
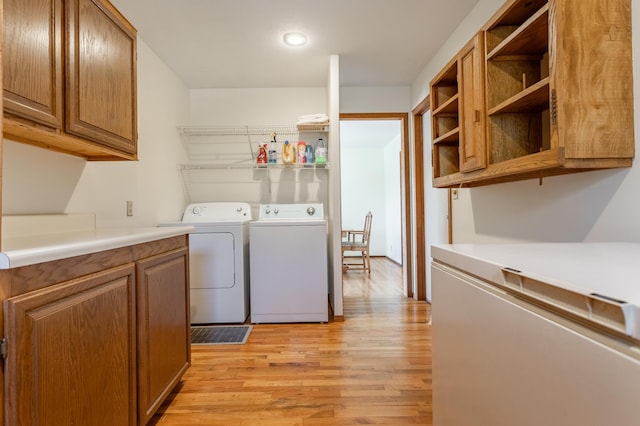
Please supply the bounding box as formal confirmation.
[383,256,402,267]
[343,255,402,267]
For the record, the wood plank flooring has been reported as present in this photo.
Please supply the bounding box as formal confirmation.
[150,257,433,425]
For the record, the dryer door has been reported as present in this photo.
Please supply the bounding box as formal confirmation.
[189,232,236,289]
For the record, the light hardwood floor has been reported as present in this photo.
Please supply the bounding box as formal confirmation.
[151,257,432,425]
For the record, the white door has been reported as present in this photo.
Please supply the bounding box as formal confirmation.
[189,232,235,289]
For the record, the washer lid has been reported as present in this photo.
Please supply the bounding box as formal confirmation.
[182,202,252,222]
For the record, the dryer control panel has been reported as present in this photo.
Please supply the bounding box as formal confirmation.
[182,202,252,222]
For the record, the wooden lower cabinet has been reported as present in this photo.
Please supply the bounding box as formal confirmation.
[4,264,138,425]
[1,236,190,425]
[136,247,190,425]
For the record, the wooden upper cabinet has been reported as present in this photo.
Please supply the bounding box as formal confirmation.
[430,57,460,179]
[3,0,64,129]
[430,32,486,180]
[2,0,138,160]
[66,0,137,155]
[431,0,634,188]
[458,33,486,173]
[549,0,633,162]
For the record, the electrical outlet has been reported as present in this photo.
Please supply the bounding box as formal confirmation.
[126,200,133,216]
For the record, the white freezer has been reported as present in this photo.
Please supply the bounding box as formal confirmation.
[431,243,640,426]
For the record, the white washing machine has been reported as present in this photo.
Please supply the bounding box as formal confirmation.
[161,202,252,324]
[250,203,328,323]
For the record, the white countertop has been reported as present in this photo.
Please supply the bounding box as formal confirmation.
[0,226,194,269]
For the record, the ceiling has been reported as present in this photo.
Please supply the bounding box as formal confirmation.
[109,0,479,89]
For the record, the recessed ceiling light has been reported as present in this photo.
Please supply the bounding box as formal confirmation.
[283,32,307,47]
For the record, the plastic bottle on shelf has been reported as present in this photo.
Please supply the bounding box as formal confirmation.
[268,132,277,164]
[282,140,295,164]
[257,144,267,164]
[305,144,314,164]
[315,138,327,164]
[298,141,307,163]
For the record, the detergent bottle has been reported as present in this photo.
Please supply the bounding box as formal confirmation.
[282,140,295,164]
[257,144,267,164]
[297,141,307,163]
[314,138,327,164]
[268,132,277,164]
[305,144,314,163]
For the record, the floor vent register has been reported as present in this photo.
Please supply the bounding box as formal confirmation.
[190,325,252,345]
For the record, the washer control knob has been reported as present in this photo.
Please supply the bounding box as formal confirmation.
[307,206,315,216]
[192,206,202,215]
[265,208,271,214]
[274,208,279,214]
[236,207,243,212]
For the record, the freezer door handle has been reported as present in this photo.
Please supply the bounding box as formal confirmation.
[501,267,637,339]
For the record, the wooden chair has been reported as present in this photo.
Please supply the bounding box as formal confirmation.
[341,211,373,275]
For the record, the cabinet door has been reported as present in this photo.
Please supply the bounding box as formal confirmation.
[66,0,137,154]
[136,247,190,424]
[3,0,64,128]
[4,264,137,426]
[458,33,486,173]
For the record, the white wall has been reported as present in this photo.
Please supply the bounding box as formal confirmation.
[190,88,326,125]
[3,39,190,227]
[384,136,403,263]
[341,86,411,113]
[412,0,640,247]
[186,88,329,215]
[340,145,387,256]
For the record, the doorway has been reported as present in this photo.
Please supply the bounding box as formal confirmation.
[340,113,412,298]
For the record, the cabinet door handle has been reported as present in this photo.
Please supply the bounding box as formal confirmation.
[474,110,480,123]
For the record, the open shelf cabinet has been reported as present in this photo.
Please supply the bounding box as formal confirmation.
[431,32,486,180]
[431,0,634,188]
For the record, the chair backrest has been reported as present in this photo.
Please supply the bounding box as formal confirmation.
[363,211,373,248]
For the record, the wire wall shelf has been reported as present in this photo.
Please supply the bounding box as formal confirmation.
[177,124,329,203]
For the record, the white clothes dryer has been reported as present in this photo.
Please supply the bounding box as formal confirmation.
[249,203,328,323]
[161,202,252,324]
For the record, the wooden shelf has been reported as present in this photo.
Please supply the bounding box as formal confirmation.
[490,0,548,26]
[433,94,459,115]
[487,3,549,60]
[488,77,549,115]
[433,127,460,145]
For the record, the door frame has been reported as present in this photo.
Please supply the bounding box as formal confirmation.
[339,113,413,298]
[412,98,429,301]
[413,95,453,302]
